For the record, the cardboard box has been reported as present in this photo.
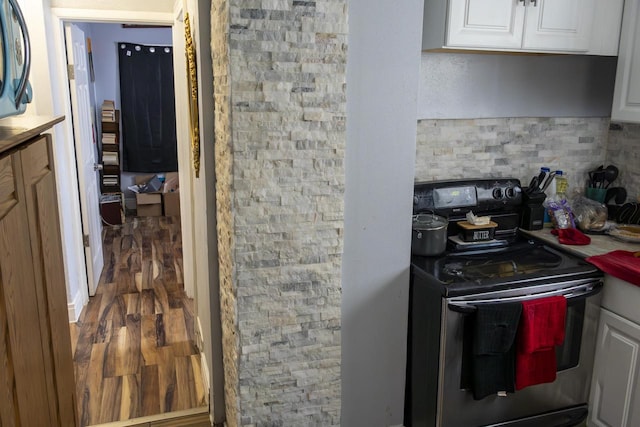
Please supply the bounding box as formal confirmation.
[161,172,180,217]
[163,172,179,193]
[163,191,180,217]
[136,192,162,216]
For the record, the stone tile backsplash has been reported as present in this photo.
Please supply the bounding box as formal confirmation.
[415,117,612,197]
[607,123,640,202]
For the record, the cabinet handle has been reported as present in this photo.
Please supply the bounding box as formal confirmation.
[531,0,537,5]
[94,163,103,171]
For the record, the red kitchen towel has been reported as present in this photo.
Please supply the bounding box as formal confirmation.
[515,349,558,390]
[515,296,567,390]
[550,228,591,245]
[586,251,640,287]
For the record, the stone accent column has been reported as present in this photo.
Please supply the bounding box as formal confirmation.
[212,0,348,425]
[211,0,240,425]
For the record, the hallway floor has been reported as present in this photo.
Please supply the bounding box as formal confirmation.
[70,216,207,426]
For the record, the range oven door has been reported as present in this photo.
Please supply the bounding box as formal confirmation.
[438,279,603,427]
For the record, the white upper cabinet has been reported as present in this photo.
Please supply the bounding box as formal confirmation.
[612,0,640,122]
[523,0,594,51]
[423,0,624,55]
[447,0,525,49]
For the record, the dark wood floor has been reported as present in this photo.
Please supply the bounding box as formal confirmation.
[70,216,207,426]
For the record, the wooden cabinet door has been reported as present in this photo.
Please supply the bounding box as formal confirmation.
[447,0,526,49]
[20,136,78,427]
[522,0,595,52]
[612,0,640,122]
[589,309,640,427]
[0,152,53,426]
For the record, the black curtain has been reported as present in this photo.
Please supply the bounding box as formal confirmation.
[118,42,177,172]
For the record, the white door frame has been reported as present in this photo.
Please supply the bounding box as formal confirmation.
[45,3,224,424]
[48,7,195,299]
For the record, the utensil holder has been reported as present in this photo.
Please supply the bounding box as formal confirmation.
[521,188,547,230]
[585,187,607,203]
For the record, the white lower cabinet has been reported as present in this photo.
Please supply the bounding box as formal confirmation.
[588,308,640,427]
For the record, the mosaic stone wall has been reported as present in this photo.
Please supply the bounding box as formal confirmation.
[212,1,347,425]
[415,117,611,195]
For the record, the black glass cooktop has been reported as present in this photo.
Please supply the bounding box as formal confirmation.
[411,237,601,296]
[437,242,562,282]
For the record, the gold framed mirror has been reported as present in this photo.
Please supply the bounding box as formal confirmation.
[185,13,200,178]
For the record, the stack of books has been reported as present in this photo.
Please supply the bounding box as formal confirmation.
[103,151,119,165]
[102,175,119,187]
[102,132,117,145]
[101,100,116,122]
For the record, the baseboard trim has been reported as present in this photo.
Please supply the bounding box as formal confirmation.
[67,287,88,322]
[86,406,210,427]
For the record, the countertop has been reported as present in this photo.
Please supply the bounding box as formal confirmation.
[521,227,640,258]
[0,115,65,154]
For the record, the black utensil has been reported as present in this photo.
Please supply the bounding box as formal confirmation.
[605,187,620,204]
[603,165,619,188]
[593,170,606,188]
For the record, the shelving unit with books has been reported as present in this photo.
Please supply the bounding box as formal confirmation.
[100,101,120,193]
[99,100,123,224]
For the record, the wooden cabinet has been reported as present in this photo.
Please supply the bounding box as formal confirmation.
[612,0,640,122]
[423,0,623,55]
[0,116,77,426]
[589,276,640,427]
[100,109,121,193]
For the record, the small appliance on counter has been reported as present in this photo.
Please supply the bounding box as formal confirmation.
[0,0,32,118]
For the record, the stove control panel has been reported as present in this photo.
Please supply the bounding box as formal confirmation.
[414,178,522,216]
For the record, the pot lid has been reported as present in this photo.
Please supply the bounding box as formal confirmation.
[413,213,448,230]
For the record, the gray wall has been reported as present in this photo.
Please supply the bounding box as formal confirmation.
[418,53,618,119]
[343,0,423,425]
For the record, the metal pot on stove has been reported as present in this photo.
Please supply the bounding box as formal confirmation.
[412,213,448,256]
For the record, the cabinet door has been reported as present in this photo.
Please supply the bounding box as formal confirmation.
[589,309,640,427]
[447,0,526,49]
[0,153,53,426]
[20,136,78,426]
[523,0,595,52]
[612,0,640,122]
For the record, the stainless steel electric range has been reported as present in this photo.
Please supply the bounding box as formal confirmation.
[405,178,603,427]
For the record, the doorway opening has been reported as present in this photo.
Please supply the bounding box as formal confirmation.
[63,20,206,425]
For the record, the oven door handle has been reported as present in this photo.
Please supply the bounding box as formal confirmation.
[447,281,603,313]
